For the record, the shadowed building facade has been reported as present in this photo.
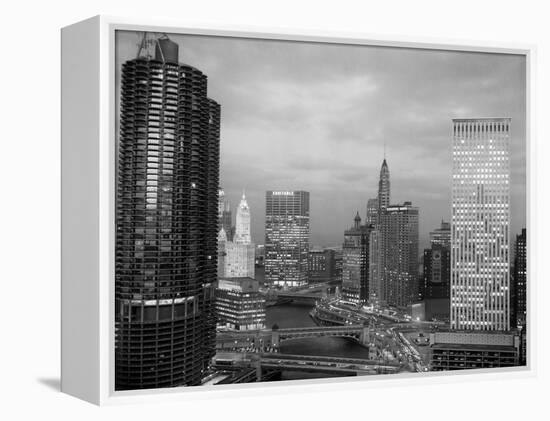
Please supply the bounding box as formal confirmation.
[422,221,451,301]
[115,36,219,390]
[265,191,310,287]
[380,202,419,308]
[512,228,526,329]
[308,248,336,283]
[342,213,371,304]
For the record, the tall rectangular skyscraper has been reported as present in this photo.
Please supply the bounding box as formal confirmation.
[342,213,371,304]
[451,118,511,331]
[512,228,527,328]
[115,37,219,390]
[366,198,379,225]
[265,191,310,287]
[380,202,419,308]
[422,221,451,300]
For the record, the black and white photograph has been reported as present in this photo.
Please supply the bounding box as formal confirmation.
[114,29,527,391]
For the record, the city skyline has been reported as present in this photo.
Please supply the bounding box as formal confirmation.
[113,31,528,390]
[115,31,527,250]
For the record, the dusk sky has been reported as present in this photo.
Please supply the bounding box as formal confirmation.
[116,31,526,250]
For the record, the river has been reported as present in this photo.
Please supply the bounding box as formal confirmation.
[265,303,371,380]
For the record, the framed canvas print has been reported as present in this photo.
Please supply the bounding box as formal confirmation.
[61,16,533,405]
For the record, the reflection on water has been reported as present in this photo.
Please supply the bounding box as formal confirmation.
[265,303,316,329]
[266,303,369,356]
[280,336,370,359]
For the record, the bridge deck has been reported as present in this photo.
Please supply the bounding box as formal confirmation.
[260,353,400,367]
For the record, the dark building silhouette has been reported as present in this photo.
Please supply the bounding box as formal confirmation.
[380,202,419,308]
[342,212,371,304]
[512,228,527,329]
[218,189,233,240]
[308,249,336,283]
[421,221,451,301]
[115,35,220,390]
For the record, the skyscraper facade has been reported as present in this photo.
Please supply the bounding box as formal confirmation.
[368,229,381,302]
[308,248,336,283]
[115,37,219,390]
[234,192,251,244]
[215,277,266,331]
[219,191,255,278]
[371,158,390,304]
[512,228,527,328]
[366,198,379,225]
[380,202,419,308]
[422,221,451,300]
[451,118,511,331]
[342,212,371,304]
[265,191,310,287]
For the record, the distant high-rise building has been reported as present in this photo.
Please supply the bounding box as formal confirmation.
[430,220,451,248]
[309,248,336,283]
[234,192,251,244]
[342,212,371,304]
[368,229,381,302]
[380,202,419,308]
[422,221,451,301]
[224,242,255,278]
[378,159,390,214]
[451,118,511,331]
[115,36,219,390]
[218,188,226,223]
[255,244,265,266]
[366,198,379,225]
[222,201,233,241]
[512,229,527,328]
[216,278,266,331]
[333,249,343,284]
[220,190,255,278]
[265,191,310,287]
[217,228,227,278]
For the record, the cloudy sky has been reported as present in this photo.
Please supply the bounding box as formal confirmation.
[116,31,526,250]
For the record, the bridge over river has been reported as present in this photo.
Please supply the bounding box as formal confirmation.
[216,324,373,350]
[213,351,403,378]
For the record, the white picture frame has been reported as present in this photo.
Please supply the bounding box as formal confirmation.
[61,15,535,405]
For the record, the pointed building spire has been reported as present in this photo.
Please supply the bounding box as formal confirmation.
[378,155,390,214]
[235,188,251,244]
[354,211,361,229]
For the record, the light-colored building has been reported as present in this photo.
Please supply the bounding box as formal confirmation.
[378,159,390,213]
[216,278,266,331]
[218,191,255,279]
[265,191,310,287]
[224,242,255,278]
[451,118,511,331]
[234,191,252,244]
